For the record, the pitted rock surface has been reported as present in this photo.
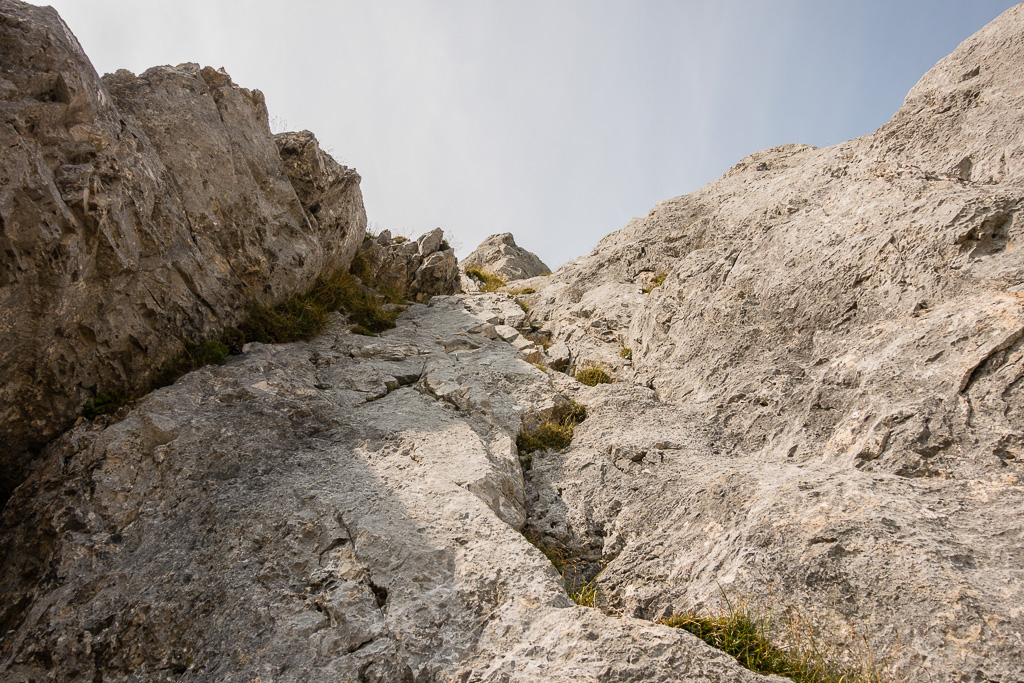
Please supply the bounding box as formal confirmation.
[0,0,366,474]
[514,4,1024,681]
[0,299,777,683]
[4,1,1024,682]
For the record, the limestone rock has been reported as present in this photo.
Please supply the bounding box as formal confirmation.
[462,233,551,281]
[275,130,366,272]
[0,1,365,478]
[357,228,458,303]
[521,5,1024,681]
[0,300,775,683]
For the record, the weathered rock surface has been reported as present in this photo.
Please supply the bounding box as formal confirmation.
[0,300,778,683]
[357,227,458,302]
[462,232,551,281]
[5,1,1024,682]
[516,4,1024,681]
[0,1,365,478]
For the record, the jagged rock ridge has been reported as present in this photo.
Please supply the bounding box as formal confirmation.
[0,0,366,482]
[462,232,550,281]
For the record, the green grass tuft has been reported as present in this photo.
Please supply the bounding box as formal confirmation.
[516,400,588,462]
[660,596,895,683]
[620,347,633,360]
[509,287,535,295]
[575,366,613,386]
[465,267,506,292]
[516,422,574,459]
[440,239,451,251]
[82,269,401,421]
[642,272,667,293]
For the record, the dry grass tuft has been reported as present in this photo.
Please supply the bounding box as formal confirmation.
[465,267,506,292]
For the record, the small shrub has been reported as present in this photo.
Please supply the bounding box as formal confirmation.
[517,401,587,457]
[642,272,667,294]
[219,326,246,355]
[439,239,451,251]
[509,287,535,295]
[380,285,407,304]
[620,347,633,360]
[393,235,409,244]
[563,400,587,425]
[465,267,506,292]
[575,366,613,386]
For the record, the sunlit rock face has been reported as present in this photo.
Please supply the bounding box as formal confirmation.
[0,0,365,478]
[516,4,1024,681]
[3,1,1024,682]
[462,232,551,281]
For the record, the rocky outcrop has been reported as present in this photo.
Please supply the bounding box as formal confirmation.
[4,1,1024,682]
[514,4,1024,681]
[0,298,775,683]
[0,0,365,479]
[462,232,550,281]
[357,228,458,302]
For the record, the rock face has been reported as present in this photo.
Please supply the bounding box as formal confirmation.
[0,0,366,477]
[512,4,1024,681]
[357,228,459,302]
[462,232,551,281]
[4,2,1024,682]
[0,299,776,683]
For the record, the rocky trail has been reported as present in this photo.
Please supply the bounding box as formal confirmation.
[0,294,780,682]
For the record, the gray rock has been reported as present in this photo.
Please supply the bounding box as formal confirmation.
[0,299,775,683]
[357,230,457,303]
[0,2,365,477]
[462,232,551,281]
[521,5,1024,681]
[546,341,572,372]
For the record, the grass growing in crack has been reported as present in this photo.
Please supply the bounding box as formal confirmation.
[659,595,896,683]
[83,270,400,420]
[575,365,613,386]
[620,347,633,360]
[516,400,588,468]
[569,581,601,607]
[81,392,135,420]
[516,298,530,314]
[642,272,667,293]
[523,531,604,608]
[508,287,535,295]
[465,267,506,292]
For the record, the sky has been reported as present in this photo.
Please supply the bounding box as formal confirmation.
[44,0,1021,268]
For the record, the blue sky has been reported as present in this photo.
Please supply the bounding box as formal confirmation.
[46,1,1021,267]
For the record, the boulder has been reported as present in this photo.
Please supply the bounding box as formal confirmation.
[462,232,550,281]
